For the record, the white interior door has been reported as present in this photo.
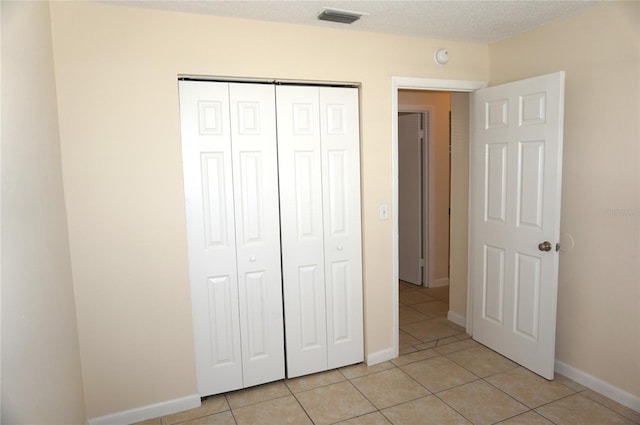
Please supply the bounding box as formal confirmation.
[228,83,285,388]
[398,113,423,285]
[179,81,243,395]
[179,81,285,396]
[320,87,364,370]
[470,72,564,379]
[276,85,328,378]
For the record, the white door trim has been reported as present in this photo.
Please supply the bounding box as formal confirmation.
[391,77,486,360]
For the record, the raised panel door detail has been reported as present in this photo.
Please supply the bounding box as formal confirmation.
[237,102,261,135]
[207,276,237,366]
[485,143,508,223]
[293,103,314,135]
[483,245,505,325]
[330,261,350,343]
[198,101,224,135]
[517,140,545,229]
[486,99,508,129]
[519,93,546,126]
[514,253,541,340]
[299,265,323,349]
[201,153,229,248]
[243,271,268,360]
[294,151,316,239]
[326,104,346,135]
[327,150,347,235]
[238,152,264,244]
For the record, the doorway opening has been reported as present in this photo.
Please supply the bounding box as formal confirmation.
[391,77,486,358]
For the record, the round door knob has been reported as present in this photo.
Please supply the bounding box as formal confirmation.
[337,245,343,251]
[538,241,552,252]
[249,256,256,262]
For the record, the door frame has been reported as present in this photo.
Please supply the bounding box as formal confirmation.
[391,77,486,357]
[397,109,430,287]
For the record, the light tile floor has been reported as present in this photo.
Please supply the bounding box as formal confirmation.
[136,282,640,425]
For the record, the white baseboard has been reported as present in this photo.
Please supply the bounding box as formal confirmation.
[367,347,396,366]
[431,278,449,288]
[88,394,201,425]
[447,310,466,328]
[555,360,640,413]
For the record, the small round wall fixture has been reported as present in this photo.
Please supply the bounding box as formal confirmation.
[434,48,449,65]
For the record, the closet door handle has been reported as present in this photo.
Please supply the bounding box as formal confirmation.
[249,256,256,262]
[337,245,343,251]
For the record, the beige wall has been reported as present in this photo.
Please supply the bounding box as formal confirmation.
[1,1,86,423]
[398,90,451,284]
[449,92,470,320]
[48,1,489,418]
[490,2,640,398]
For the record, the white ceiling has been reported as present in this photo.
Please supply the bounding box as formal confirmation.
[105,0,607,44]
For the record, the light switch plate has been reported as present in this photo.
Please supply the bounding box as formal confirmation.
[379,204,389,220]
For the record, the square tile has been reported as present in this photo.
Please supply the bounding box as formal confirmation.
[295,381,375,425]
[340,361,395,380]
[336,412,392,424]
[497,411,555,424]
[553,373,586,392]
[381,395,470,425]
[399,345,418,355]
[400,305,431,324]
[580,389,640,423]
[226,381,291,409]
[412,300,449,317]
[233,395,311,425]
[536,393,637,425]
[486,367,575,408]
[399,290,436,305]
[391,348,439,367]
[399,329,421,348]
[285,369,345,393]
[435,336,460,346]
[162,395,229,425]
[414,341,437,350]
[438,380,528,425]
[446,346,518,377]
[400,356,477,393]
[179,411,237,425]
[401,319,460,342]
[351,368,430,409]
[434,339,479,355]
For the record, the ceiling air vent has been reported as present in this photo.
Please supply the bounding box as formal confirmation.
[317,8,365,24]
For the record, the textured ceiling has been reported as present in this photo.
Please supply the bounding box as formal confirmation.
[104,0,606,44]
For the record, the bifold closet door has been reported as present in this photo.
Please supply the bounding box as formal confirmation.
[179,81,285,396]
[277,85,363,378]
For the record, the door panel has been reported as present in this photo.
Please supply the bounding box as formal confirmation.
[179,81,243,395]
[470,72,564,379]
[229,83,285,388]
[398,113,423,285]
[320,87,364,370]
[276,85,328,378]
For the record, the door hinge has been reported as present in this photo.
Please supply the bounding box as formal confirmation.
[420,258,425,267]
[556,243,560,252]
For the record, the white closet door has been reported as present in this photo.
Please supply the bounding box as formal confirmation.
[276,86,328,378]
[229,83,285,387]
[320,87,364,369]
[179,81,243,395]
